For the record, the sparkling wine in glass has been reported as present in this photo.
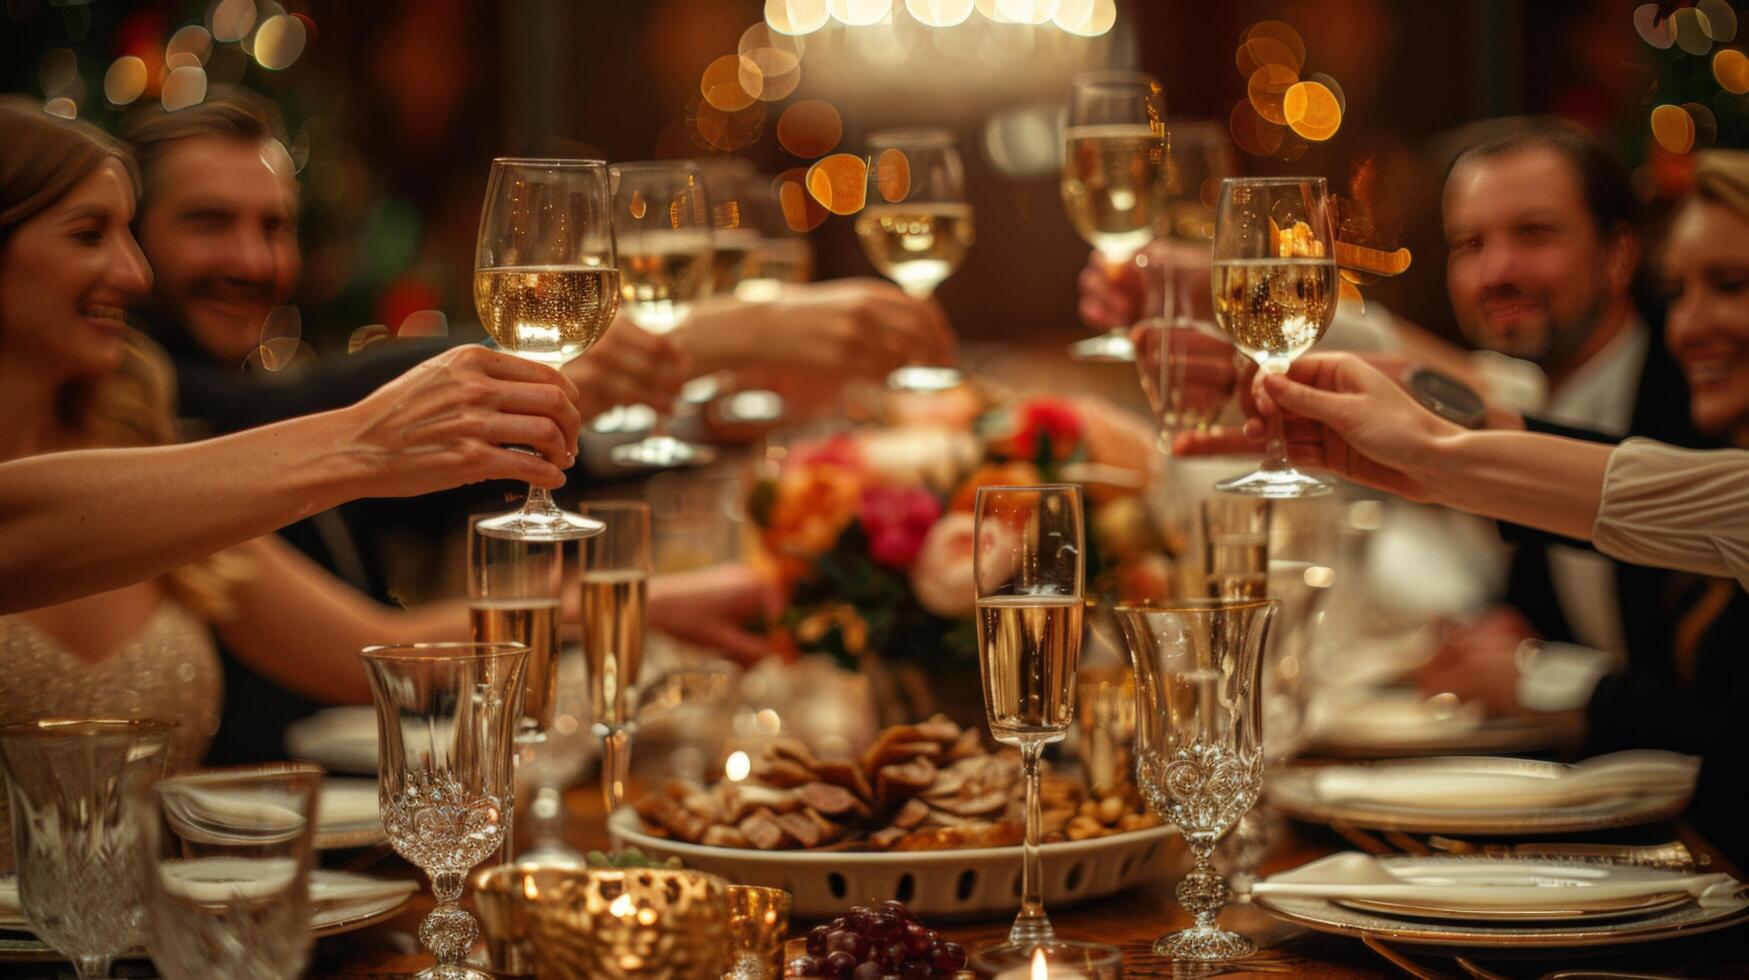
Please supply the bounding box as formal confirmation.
[472,157,619,541]
[1062,70,1168,364]
[699,157,763,297]
[579,501,651,822]
[360,643,528,980]
[856,128,970,393]
[468,516,564,743]
[972,485,1118,967]
[609,161,716,469]
[1210,176,1338,497]
[1117,598,1276,961]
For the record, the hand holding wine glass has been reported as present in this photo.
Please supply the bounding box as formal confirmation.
[472,157,619,540]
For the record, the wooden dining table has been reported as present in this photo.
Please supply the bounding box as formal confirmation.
[302,784,1749,980]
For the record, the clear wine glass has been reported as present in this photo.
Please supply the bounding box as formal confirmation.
[472,157,619,541]
[608,161,716,469]
[135,763,323,980]
[971,485,1118,967]
[468,515,565,744]
[359,642,529,980]
[1062,70,1169,364]
[578,501,652,823]
[1210,176,1338,497]
[741,171,814,299]
[0,719,172,980]
[698,156,762,299]
[1116,598,1277,961]
[856,128,971,393]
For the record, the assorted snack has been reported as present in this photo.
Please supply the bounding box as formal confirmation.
[787,900,967,979]
[633,715,1160,852]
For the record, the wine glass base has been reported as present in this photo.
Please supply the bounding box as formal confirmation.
[887,365,964,392]
[1213,466,1332,498]
[1067,330,1136,363]
[1153,926,1256,961]
[414,966,493,980]
[610,434,715,468]
[972,940,1124,977]
[474,508,605,542]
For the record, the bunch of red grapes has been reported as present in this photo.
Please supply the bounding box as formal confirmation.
[786,900,969,979]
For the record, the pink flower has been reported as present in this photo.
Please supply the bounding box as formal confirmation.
[859,486,941,570]
[909,512,1019,618]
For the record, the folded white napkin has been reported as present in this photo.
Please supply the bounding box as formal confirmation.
[159,857,300,902]
[1312,689,1484,743]
[318,778,382,830]
[1312,751,1699,810]
[1252,852,1743,910]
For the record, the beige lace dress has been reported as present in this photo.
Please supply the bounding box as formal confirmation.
[0,602,223,872]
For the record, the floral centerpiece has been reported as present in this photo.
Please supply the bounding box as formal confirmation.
[749,393,1169,723]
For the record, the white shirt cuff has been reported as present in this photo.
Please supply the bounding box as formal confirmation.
[1516,641,1614,713]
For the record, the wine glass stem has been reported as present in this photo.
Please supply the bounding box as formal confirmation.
[1009,738,1055,949]
[1179,841,1229,934]
[601,724,633,819]
[70,955,111,979]
[524,483,561,517]
[1260,361,1290,472]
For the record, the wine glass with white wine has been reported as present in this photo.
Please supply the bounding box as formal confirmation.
[472,158,619,540]
[1210,176,1338,497]
[608,160,716,469]
[1062,71,1169,364]
[856,128,971,393]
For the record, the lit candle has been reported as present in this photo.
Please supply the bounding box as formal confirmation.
[991,947,1092,980]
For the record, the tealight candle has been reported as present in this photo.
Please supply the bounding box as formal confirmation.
[992,947,1092,980]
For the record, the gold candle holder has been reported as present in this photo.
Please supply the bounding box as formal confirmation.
[473,863,576,977]
[525,867,731,980]
[724,885,792,980]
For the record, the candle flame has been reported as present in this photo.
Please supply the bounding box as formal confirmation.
[1032,947,1049,980]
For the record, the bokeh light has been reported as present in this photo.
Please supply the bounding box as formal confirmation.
[829,0,892,26]
[1715,48,1749,94]
[161,64,208,111]
[693,97,767,152]
[1283,80,1341,141]
[702,53,758,110]
[246,336,315,373]
[209,0,257,43]
[398,309,449,338]
[973,0,1013,24]
[1673,7,1715,56]
[1229,98,1285,156]
[766,0,831,35]
[38,48,77,97]
[996,0,1055,25]
[806,153,869,214]
[774,166,829,231]
[1650,103,1695,154]
[1054,0,1115,37]
[738,23,804,101]
[982,102,1063,177]
[907,0,974,28]
[103,56,148,106]
[1684,101,1718,146]
[259,304,301,346]
[253,13,307,70]
[43,97,75,119]
[166,51,202,71]
[259,137,296,180]
[347,324,390,354]
[777,99,843,157]
[167,24,213,64]
[1700,0,1738,41]
[1634,3,1675,49]
[1238,20,1306,75]
[1308,71,1347,115]
[1247,63,1298,125]
[874,148,910,202]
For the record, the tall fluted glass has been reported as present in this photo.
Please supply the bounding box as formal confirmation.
[135,763,323,980]
[579,501,652,823]
[1116,598,1276,961]
[0,719,173,979]
[359,643,529,980]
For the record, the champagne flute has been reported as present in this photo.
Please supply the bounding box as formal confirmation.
[579,501,651,822]
[608,161,716,469]
[698,157,763,298]
[971,485,1118,967]
[855,128,971,393]
[361,642,528,980]
[1062,70,1169,363]
[473,157,619,541]
[1210,177,1338,497]
[739,172,814,300]
[469,516,564,744]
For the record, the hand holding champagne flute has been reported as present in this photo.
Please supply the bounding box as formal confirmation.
[1210,177,1338,497]
[579,501,652,821]
[1062,71,1169,363]
[971,484,1118,968]
[472,157,619,540]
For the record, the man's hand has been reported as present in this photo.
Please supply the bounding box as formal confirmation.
[562,320,689,419]
[1413,606,1538,717]
[648,563,784,665]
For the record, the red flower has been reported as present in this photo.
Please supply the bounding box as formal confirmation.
[1005,397,1084,460]
[858,485,942,570]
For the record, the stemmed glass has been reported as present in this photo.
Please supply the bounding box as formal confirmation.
[855,128,972,393]
[698,156,763,298]
[1062,70,1169,363]
[473,157,620,540]
[1209,176,1338,497]
[135,764,323,980]
[0,719,172,979]
[970,485,1118,967]
[579,501,652,821]
[360,642,529,980]
[1116,598,1277,961]
[609,161,716,469]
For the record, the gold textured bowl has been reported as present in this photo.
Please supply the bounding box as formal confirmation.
[725,885,792,979]
[473,862,581,976]
[523,867,731,980]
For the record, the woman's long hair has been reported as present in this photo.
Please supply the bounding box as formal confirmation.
[0,98,242,618]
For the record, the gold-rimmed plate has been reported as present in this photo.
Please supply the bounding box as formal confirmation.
[1267,757,1692,835]
[1336,890,1692,923]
